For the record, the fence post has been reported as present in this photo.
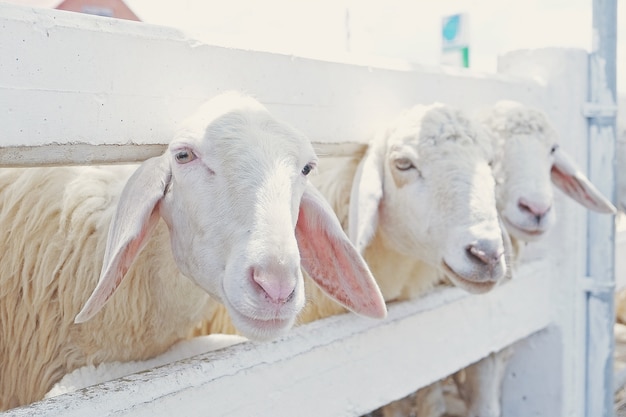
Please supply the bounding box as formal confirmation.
[585,0,618,416]
[498,48,593,416]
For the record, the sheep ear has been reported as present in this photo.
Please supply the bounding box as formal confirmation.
[296,182,387,319]
[348,140,385,252]
[551,147,616,214]
[74,155,172,324]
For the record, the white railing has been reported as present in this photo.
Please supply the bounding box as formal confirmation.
[0,4,605,416]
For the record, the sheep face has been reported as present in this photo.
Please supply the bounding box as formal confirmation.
[350,104,507,294]
[485,101,615,242]
[161,100,314,340]
[75,93,386,341]
[495,131,557,242]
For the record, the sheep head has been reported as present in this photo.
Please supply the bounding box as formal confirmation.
[349,103,508,294]
[482,100,616,242]
[74,92,386,341]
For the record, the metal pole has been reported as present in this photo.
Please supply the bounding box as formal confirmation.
[585,0,617,416]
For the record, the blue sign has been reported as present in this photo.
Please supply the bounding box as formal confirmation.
[441,13,469,67]
[441,13,469,49]
[442,14,460,42]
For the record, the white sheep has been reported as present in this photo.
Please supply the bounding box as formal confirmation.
[328,102,509,297]
[371,100,617,417]
[443,100,617,417]
[0,92,386,410]
[480,100,615,253]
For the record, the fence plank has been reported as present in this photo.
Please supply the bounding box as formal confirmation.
[0,142,366,166]
[3,263,551,417]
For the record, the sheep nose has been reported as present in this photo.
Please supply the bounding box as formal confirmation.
[466,240,504,269]
[518,197,551,223]
[251,263,297,304]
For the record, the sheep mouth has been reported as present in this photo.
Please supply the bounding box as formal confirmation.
[441,261,498,294]
[502,216,546,239]
[238,312,293,328]
[226,303,296,341]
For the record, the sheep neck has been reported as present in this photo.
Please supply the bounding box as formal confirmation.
[363,229,442,302]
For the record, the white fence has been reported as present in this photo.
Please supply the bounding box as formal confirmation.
[0,4,614,416]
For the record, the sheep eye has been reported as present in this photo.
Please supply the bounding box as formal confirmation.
[550,144,559,154]
[175,150,196,164]
[394,158,414,171]
[302,163,314,176]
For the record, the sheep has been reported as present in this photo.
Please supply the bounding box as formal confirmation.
[0,92,387,410]
[443,100,617,417]
[327,103,508,295]
[480,100,616,257]
[371,101,617,417]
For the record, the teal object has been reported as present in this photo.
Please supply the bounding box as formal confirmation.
[442,14,460,41]
[461,46,469,67]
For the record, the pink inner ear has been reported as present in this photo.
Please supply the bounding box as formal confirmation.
[295,203,386,319]
[551,166,603,208]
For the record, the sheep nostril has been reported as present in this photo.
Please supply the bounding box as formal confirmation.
[467,245,489,265]
[466,243,504,268]
[518,200,532,213]
[251,265,297,304]
[518,198,551,223]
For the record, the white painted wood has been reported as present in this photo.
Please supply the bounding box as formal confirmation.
[0,143,366,167]
[1,3,547,152]
[3,264,550,417]
[502,328,563,417]
[498,48,596,417]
